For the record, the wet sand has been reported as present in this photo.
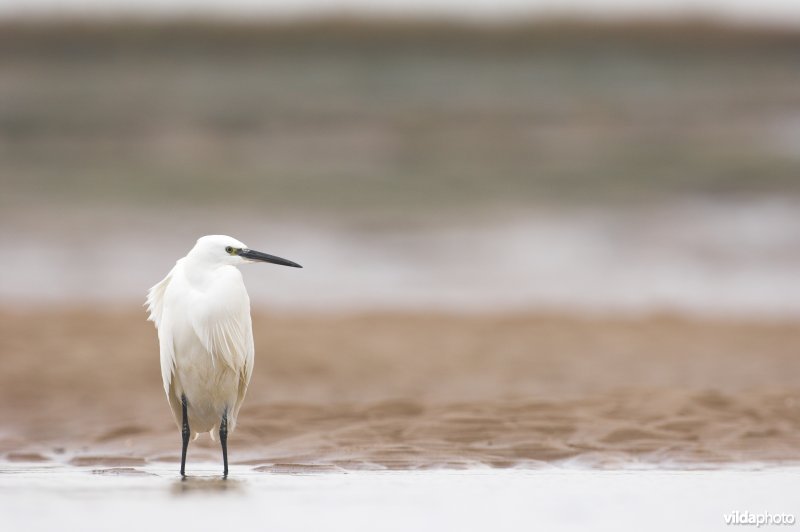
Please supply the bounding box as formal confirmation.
[1,309,799,471]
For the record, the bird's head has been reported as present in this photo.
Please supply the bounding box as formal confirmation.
[188,235,302,269]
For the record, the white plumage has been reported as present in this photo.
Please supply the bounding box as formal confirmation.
[146,234,301,477]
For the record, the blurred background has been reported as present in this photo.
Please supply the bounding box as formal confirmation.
[1,1,800,469]
[1,1,800,316]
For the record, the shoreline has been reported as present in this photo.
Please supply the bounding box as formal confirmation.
[2,309,799,470]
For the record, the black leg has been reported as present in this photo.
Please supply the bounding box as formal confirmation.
[220,409,229,478]
[180,394,190,478]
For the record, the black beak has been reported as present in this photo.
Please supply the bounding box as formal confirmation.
[239,248,302,268]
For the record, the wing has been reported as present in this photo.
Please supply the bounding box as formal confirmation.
[145,263,175,329]
[234,319,254,423]
[146,263,178,396]
[187,268,254,424]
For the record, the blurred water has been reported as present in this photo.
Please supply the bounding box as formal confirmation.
[2,199,798,318]
[3,0,800,26]
[2,464,799,532]
[1,22,799,319]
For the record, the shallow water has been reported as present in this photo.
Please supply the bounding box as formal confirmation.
[2,463,799,532]
[3,200,800,318]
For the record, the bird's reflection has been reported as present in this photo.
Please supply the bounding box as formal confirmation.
[171,476,245,496]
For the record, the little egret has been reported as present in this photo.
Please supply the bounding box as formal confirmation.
[146,235,301,477]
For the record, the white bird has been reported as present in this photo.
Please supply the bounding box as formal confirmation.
[146,235,301,477]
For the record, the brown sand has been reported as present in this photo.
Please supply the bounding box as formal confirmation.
[1,309,799,470]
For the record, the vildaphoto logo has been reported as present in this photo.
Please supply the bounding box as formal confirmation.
[724,511,796,527]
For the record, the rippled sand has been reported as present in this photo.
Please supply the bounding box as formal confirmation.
[1,309,799,472]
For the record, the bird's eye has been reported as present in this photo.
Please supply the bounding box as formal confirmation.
[225,246,234,254]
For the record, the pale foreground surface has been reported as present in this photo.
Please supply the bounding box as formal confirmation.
[2,463,798,532]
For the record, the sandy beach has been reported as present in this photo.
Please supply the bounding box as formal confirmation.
[2,18,800,530]
[2,309,799,471]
